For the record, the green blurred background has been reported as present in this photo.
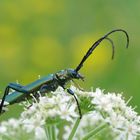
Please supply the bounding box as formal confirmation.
[0,0,140,119]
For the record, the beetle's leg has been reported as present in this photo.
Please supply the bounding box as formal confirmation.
[0,83,30,114]
[71,80,84,91]
[8,83,29,93]
[67,88,82,119]
[0,86,10,113]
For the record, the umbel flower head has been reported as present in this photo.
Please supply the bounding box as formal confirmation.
[0,86,140,140]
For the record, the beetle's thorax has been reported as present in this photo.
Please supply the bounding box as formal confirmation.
[55,69,84,86]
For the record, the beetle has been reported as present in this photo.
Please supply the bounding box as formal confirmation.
[0,29,129,119]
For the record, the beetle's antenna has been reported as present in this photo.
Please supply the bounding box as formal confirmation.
[105,37,115,59]
[75,29,129,72]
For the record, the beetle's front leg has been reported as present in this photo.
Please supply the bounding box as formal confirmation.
[71,80,84,91]
[0,83,30,114]
[67,88,82,119]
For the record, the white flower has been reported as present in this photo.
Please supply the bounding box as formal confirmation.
[63,125,73,140]
[22,114,45,131]
[0,125,7,133]
[35,126,46,140]
[58,103,78,122]
[0,100,9,106]
[0,100,9,112]
[124,106,137,120]
[8,118,20,129]
[106,112,127,129]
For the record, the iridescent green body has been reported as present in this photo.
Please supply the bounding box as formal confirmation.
[4,69,83,105]
[5,74,54,104]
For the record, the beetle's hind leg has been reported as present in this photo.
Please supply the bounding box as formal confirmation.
[0,86,10,113]
[8,83,29,93]
[0,83,30,114]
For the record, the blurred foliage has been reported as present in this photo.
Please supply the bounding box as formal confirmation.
[0,0,140,120]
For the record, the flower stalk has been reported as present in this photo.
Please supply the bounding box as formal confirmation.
[68,118,81,140]
[82,123,108,140]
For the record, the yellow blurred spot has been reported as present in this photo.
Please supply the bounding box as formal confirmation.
[31,0,65,15]
[31,37,65,70]
[0,25,17,39]
[0,25,21,61]
[4,0,65,17]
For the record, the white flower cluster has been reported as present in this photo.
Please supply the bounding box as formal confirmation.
[0,86,140,140]
[92,88,140,140]
[67,86,140,140]
[0,87,78,140]
[21,87,78,122]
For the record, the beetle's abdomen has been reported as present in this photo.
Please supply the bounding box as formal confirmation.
[39,81,59,93]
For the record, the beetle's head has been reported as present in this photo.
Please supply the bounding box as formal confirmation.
[67,69,84,81]
[55,69,84,86]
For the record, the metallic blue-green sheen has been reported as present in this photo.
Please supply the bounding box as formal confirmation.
[5,74,54,104]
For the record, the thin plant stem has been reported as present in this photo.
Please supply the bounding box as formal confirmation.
[46,127,49,139]
[82,123,108,140]
[51,125,56,140]
[68,118,81,140]
[47,125,56,140]
[48,125,52,140]
[126,133,129,140]
[44,125,51,140]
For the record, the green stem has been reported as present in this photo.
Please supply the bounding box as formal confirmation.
[44,125,52,140]
[126,133,129,140]
[45,125,56,140]
[68,118,81,140]
[51,125,56,140]
[48,125,52,140]
[44,125,49,139]
[82,123,107,140]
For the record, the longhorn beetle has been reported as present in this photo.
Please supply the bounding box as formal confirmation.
[0,29,129,119]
